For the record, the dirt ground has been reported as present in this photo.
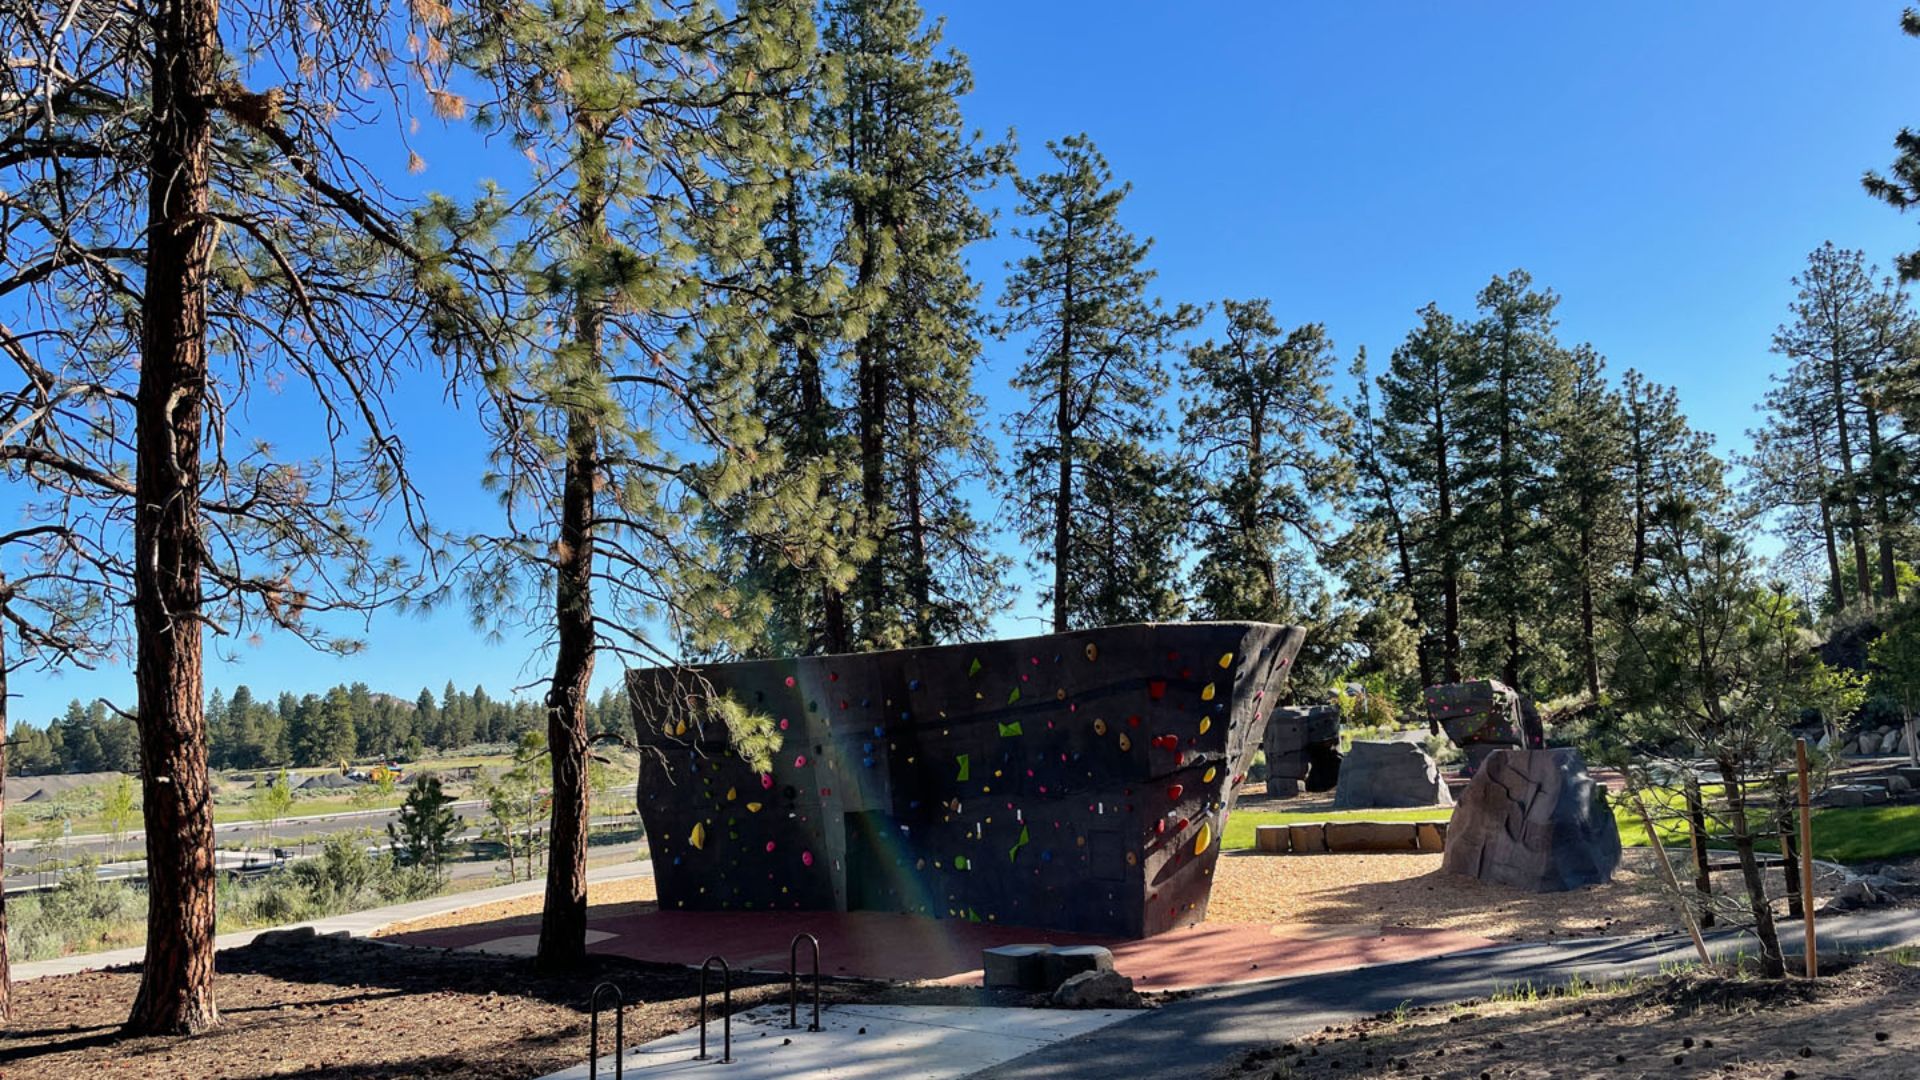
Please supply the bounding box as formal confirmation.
[1216,953,1920,1080]
[380,850,1683,946]
[0,935,1049,1080]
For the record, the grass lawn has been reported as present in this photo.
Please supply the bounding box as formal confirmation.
[1221,806,1450,851]
[1223,796,1920,863]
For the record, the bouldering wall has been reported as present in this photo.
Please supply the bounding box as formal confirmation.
[1261,704,1339,798]
[627,621,1305,938]
[1441,747,1622,892]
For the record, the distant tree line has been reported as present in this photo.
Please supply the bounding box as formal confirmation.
[10,684,630,776]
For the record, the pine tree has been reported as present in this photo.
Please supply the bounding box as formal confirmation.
[1458,270,1564,691]
[1862,7,1920,280]
[996,135,1200,631]
[1377,304,1477,683]
[455,0,817,971]
[1181,299,1352,625]
[1542,344,1632,698]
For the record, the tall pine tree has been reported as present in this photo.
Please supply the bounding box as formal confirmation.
[996,136,1199,631]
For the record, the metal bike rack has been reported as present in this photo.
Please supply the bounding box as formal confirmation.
[589,982,625,1080]
[787,932,822,1032]
[697,955,732,1063]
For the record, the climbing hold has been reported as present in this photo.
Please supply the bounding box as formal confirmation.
[1167,784,1184,801]
[1218,652,1234,669]
[785,676,796,687]
[801,850,814,867]
[1094,718,1108,736]
[760,772,774,790]
[1147,679,1167,700]
[1202,766,1217,783]
[1007,687,1022,705]
[1192,822,1213,855]
[968,657,983,677]
[998,720,1024,737]
[689,822,707,850]
[1009,825,1031,862]
[766,841,777,853]
[955,855,971,871]
[1118,733,1132,752]
[1201,682,1216,702]
[1198,716,1212,735]
[1085,642,1099,661]
[746,802,763,813]
[726,786,737,801]
[794,754,808,767]
[956,754,971,782]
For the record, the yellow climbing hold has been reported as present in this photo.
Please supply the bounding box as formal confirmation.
[746,802,763,813]
[673,719,689,736]
[1219,652,1234,669]
[1198,716,1212,735]
[1193,821,1213,855]
[1085,642,1099,661]
[1203,766,1217,783]
[1094,718,1108,736]
[726,786,737,801]
[689,822,707,850]
[1118,732,1132,752]
[1201,682,1217,702]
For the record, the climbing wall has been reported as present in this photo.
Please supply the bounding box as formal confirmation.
[627,621,1305,939]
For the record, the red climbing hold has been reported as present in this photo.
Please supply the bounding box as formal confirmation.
[1167,784,1184,800]
[1147,679,1167,700]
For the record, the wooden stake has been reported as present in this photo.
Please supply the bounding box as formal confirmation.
[1631,786,1712,966]
[1684,775,1714,927]
[1797,738,1817,979]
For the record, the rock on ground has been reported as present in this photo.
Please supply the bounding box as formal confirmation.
[1441,748,1621,892]
[1332,740,1452,810]
[1050,970,1140,1009]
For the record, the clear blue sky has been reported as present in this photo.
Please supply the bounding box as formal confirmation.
[14,1,1920,719]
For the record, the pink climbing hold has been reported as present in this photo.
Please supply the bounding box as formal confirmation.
[795,754,808,767]
[766,841,776,853]
[785,676,796,687]
[760,773,774,789]
[801,850,814,867]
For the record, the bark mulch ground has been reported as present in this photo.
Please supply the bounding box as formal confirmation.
[1215,953,1920,1079]
[0,934,1055,1080]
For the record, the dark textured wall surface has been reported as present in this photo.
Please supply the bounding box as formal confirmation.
[627,621,1305,938]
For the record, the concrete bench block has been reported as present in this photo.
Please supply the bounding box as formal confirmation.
[1288,822,1328,854]
[982,944,1050,989]
[1041,945,1115,988]
[1324,821,1421,853]
[1253,825,1291,853]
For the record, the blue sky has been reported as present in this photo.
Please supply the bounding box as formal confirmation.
[14,2,1920,718]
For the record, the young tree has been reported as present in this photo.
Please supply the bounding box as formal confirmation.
[388,775,462,876]
[453,0,816,971]
[996,135,1199,630]
[1613,506,1864,977]
[102,775,139,861]
[1180,300,1351,623]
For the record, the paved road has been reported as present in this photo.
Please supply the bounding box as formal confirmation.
[965,910,1920,1080]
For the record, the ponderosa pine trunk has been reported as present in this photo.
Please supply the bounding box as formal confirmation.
[902,388,932,644]
[536,126,603,973]
[126,0,221,1034]
[1432,370,1462,683]
[1863,396,1899,599]
[0,614,12,1022]
[1827,340,1873,605]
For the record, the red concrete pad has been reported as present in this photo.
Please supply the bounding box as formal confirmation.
[389,907,1495,990]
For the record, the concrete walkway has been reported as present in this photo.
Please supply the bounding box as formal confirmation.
[12,859,655,982]
[964,908,1920,1080]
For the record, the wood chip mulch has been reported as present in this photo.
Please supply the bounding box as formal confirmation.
[0,935,1046,1079]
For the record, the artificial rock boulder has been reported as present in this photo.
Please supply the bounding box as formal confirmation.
[1262,704,1340,798]
[1441,747,1620,892]
[1332,740,1452,810]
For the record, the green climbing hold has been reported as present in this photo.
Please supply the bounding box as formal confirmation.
[998,720,1024,737]
[956,753,971,781]
[955,854,971,870]
[1007,687,1022,704]
[1009,825,1031,862]
[968,657,983,677]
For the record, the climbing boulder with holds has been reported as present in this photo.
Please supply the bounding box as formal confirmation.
[1332,740,1453,810]
[1441,747,1621,892]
